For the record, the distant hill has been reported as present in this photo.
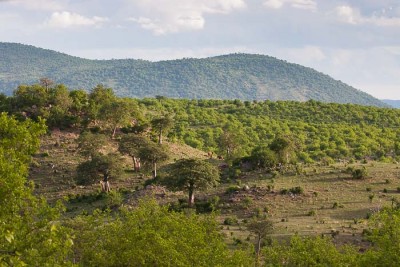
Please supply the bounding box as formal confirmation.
[381,99,400,108]
[0,42,387,107]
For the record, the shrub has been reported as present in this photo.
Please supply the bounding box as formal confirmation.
[352,168,368,179]
[307,210,316,216]
[289,186,304,195]
[280,188,289,195]
[242,197,253,208]
[224,216,239,225]
[226,185,241,194]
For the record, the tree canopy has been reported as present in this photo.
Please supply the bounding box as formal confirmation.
[162,159,219,206]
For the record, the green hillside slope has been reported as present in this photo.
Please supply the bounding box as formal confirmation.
[0,42,386,107]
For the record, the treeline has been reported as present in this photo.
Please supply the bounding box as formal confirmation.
[1,82,400,166]
[2,111,400,266]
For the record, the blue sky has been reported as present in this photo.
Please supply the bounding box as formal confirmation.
[1,0,399,99]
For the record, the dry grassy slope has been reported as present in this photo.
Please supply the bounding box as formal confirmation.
[28,130,400,246]
[218,162,400,246]
[28,130,209,200]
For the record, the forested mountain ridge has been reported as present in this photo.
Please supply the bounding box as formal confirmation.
[382,99,400,108]
[0,42,387,107]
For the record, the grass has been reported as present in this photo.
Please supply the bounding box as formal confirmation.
[28,130,400,247]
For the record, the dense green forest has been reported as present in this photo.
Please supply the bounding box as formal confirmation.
[2,82,400,266]
[0,42,387,107]
[1,82,400,164]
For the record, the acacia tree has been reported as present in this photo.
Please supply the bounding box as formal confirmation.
[151,115,174,144]
[138,142,169,178]
[247,219,273,264]
[77,131,108,160]
[39,77,54,92]
[76,153,123,191]
[118,134,150,172]
[101,99,135,138]
[269,135,297,164]
[162,159,219,207]
[87,84,116,126]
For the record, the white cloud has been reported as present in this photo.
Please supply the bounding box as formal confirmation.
[263,0,317,11]
[128,0,246,35]
[335,5,400,27]
[46,11,109,28]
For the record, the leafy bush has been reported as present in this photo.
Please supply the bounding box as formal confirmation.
[289,186,304,195]
[226,185,241,194]
[224,216,239,225]
[352,168,368,179]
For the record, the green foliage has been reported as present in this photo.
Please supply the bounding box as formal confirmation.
[352,167,368,179]
[69,199,253,267]
[288,186,304,195]
[76,153,124,185]
[264,235,359,266]
[0,113,74,266]
[77,131,108,159]
[224,216,239,226]
[162,159,219,206]
[151,115,174,144]
[361,208,400,266]
[250,145,278,169]
[4,84,400,163]
[0,43,386,107]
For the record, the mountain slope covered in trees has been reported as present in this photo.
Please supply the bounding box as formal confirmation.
[382,99,400,108]
[0,42,386,107]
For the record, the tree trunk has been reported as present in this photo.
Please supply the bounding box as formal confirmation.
[158,128,163,144]
[112,126,117,138]
[153,162,157,178]
[188,188,195,207]
[133,157,141,172]
[256,234,262,266]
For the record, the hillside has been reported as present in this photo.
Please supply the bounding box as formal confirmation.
[382,99,400,108]
[0,42,387,107]
[3,91,400,265]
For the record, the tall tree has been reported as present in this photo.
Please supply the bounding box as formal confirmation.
[151,115,174,144]
[138,142,169,178]
[118,134,150,172]
[102,99,135,138]
[77,131,108,160]
[87,84,116,126]
[247,219,273,264]
[76,153,123,190]
[162,159,219,207]
[269,135,297,164]
[39,77,54,92]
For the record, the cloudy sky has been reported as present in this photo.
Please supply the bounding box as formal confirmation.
[1,0,399,99]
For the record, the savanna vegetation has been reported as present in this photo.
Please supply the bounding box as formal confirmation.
[1,80,400,266]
